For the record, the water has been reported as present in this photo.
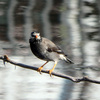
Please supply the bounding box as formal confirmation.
[0,0,100,100]
[0,56,70,100]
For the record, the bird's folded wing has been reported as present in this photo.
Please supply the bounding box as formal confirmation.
[47,46,66,55]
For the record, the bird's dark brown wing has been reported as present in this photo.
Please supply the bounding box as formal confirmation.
[42,37,65,55]
[47,46,65,54]
[41,37,73,63]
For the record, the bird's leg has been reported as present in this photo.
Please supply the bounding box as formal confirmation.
[37,61,49,74]
[49,61,57,76]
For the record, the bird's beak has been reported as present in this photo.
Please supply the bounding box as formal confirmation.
[35,35,38,38]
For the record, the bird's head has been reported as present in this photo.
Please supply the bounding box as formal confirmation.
[30,31,41,42]
[31,31,41,39]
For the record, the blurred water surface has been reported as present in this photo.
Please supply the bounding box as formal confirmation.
[0,0,100,100]
[0,56,73,100]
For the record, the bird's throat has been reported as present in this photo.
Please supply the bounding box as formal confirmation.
[29,38,42,44]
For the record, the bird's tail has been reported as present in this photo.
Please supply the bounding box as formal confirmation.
[65,56,74,64]
[64,55,74,64]
[59,54,74,64]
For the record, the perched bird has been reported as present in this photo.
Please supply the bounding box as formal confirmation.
[29,31,74,76]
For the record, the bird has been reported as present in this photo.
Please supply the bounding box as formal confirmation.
[29,31,74,76]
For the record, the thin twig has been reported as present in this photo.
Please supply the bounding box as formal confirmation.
[0,55,100,84]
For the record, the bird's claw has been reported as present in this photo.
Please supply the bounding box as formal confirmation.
[3,59,6,66]
[37,67,43,74]
[3,55,9,66]
[48,70,53,77]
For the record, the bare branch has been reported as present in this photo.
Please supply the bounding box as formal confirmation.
[0,55,100,84]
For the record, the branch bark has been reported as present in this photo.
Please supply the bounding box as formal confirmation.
[0,55,100,84]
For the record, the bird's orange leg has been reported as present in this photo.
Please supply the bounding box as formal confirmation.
[37,61,49,74]
[49,61,57,76]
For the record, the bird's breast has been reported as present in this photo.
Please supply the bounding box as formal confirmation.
[30,42,47,60]
[30,41,59,62]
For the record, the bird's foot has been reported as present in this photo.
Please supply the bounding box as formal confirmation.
[48,69,53,77]
[37,66,43,74]
[3,55,9,66]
